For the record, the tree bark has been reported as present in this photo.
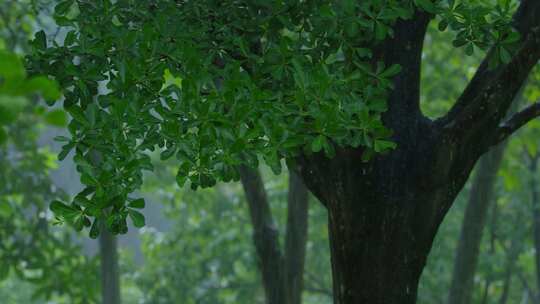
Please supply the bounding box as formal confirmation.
[99,225,121,304]
[448,143,507,304]
[239,166,310,304]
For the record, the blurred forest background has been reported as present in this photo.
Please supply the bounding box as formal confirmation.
[1,1,540,303]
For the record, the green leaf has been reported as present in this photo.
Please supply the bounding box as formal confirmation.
[0,95,27,125]
[499,47,512,64]
[53,135,70,142]
[465,43,474,56]
[44,109,68,127]
[66,105,90,127]
[311,135,326,153]
[438,19,448,31]
[128,209,145,228]
[161,69,183,91]
[24,76,61,102]
[502,31,520,44]
[160,146,177,160]
[55,0,75,16]
[89,219,100,239]
[128,198,145,209]
[452,38,468,48]
[58,142,75,161]
[414,0,437,13]
[379,64,402,78]
[50,200,80,220]
[0,51,25,80]
[33,30,47,51]
[373,139,397,152]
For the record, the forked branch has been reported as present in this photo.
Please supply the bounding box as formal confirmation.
[438,1,540,142]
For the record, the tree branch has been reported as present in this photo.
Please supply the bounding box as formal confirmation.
[492,101,540,145]
[438,1,540,143]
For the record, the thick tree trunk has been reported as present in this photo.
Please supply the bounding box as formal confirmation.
[326,203,429,304]
[448,143,507,304]
[99,226,121,304]
[294,3,539,303]
[239,166,309,304]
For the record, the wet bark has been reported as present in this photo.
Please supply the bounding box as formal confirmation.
[448,144,507,304]
[99,226,121,304]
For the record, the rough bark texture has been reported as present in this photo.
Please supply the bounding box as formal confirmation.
[448,144,507,304]
[239,166,309,304]
[99,226,121,304]
[293,3,540,303]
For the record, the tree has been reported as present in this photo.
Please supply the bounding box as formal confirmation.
[132,165,331,304]
[447,143,507,304]
[99,227,121,304]
[28,1,540,303]
[0,34,99,304]
[238,167,309,304]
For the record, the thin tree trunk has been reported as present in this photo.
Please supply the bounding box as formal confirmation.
[448,143,507,304]
[239,166,310,304]
[284,171,309,304]
[529,154,540,297]
[99,225,121,304]
[239,165,286,304]
[481,200,499,304]
[498,237,522,304]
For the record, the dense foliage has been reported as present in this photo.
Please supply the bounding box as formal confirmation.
[27,0,521,237]
[1,0,539,303]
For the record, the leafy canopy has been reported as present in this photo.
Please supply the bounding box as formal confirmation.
[27,0,518,235]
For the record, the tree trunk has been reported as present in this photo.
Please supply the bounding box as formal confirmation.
[498,236,522,304]
[239,165,286,304]
[326,203,429,304]
[239,166,310,304]
[529,154,540,296]
[284,172,309,304]
[448,143,507,304]
[99,225,121,304]
[480,199,499,304]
